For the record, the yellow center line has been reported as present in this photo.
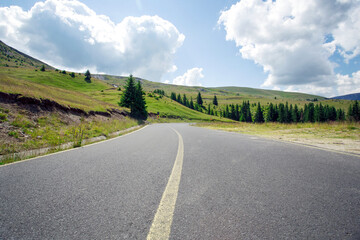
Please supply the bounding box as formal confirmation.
[147,127,184,240]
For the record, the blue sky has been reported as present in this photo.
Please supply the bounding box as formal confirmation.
[1,0,360,97]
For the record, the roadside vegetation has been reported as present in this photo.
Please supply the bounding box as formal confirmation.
[0,110,138,165]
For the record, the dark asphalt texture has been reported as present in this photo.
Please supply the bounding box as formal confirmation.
[1,123,360,239]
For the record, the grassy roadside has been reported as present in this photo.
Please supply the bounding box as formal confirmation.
[197,121,360,155]
[0,109,139,165]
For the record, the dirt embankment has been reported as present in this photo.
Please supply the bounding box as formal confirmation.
[0,91,132,153]
[0,91,128,118]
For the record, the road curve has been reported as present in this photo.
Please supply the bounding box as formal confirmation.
[1,123,360,239]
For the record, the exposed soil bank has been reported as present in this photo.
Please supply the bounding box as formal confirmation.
[0,91,128,118]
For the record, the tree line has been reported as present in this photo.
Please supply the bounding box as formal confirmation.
[221,102,346,123]
[170,91,204,112]
[169,91,358,123]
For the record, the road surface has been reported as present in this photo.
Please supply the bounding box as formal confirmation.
[1,123,360,239]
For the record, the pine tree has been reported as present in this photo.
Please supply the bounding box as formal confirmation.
[84,70,91,82]
[266,103,275,122]
[328,106,337,121]
[285,102,290,123]
[189,97,194,109]
[213,95,218,106]
[304,103,315,122]
[288,104,293,123]
[170,92,177,101]
[254,102,264,123]
[277,103,286,123]
[353,101,359,121]
[177,94,182,104]
[246,107,252,123]
[292,104,299,123]
[119,75,136,108]
[337,109,345,121]
[319,103,326,122]
[183,94,188,107]
[225,105,230,118]
[235,104,240,121]
[131,80,148,119]
[197,92,203,106]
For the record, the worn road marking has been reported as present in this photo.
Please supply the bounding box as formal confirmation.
[147,127,184,240]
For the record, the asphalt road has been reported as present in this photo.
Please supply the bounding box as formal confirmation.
[1,123,360,239]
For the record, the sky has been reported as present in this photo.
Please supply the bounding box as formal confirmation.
[0,0,360,97]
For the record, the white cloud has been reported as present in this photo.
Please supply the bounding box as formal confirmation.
[218,0,360,96]
[172,67,204,86]
[0,0,185,81]
[284,85,334,97]
[336,71,360,96]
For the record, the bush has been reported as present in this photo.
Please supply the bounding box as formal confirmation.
[0,112,7,122]
[70,72,75,78]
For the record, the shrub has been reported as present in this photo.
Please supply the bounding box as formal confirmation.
[0,112,7,122]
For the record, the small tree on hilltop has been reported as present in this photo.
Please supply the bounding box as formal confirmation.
[84,70,91,82]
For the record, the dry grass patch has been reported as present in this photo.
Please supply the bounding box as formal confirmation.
[197,122,360,155]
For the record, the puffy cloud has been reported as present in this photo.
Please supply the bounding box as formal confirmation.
[172,67,204,86]
[284,85,334,97]
[218,0,360,95]
[0,0,185,81]
[336,71,360,96]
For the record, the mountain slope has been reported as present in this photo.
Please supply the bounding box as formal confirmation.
[0,41,224,121]
[331,93,360,101]
[0,40,53,70]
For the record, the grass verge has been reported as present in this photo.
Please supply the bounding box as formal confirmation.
[0,113,139,165]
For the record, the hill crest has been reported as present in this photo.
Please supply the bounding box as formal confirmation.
[0,40,53,70]
[331,93,360,101]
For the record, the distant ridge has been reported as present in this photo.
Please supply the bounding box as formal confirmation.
[331,93,360,101]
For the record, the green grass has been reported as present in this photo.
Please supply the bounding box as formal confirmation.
[0,67,120,112]
[96,73,352,115]
[0,112,139,164]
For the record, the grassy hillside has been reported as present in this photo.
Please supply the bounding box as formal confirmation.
[94,73,352,114]
[0,40,53,70]
[94,74,325,100]
[0,41,226,122]
[0,40,353,121]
